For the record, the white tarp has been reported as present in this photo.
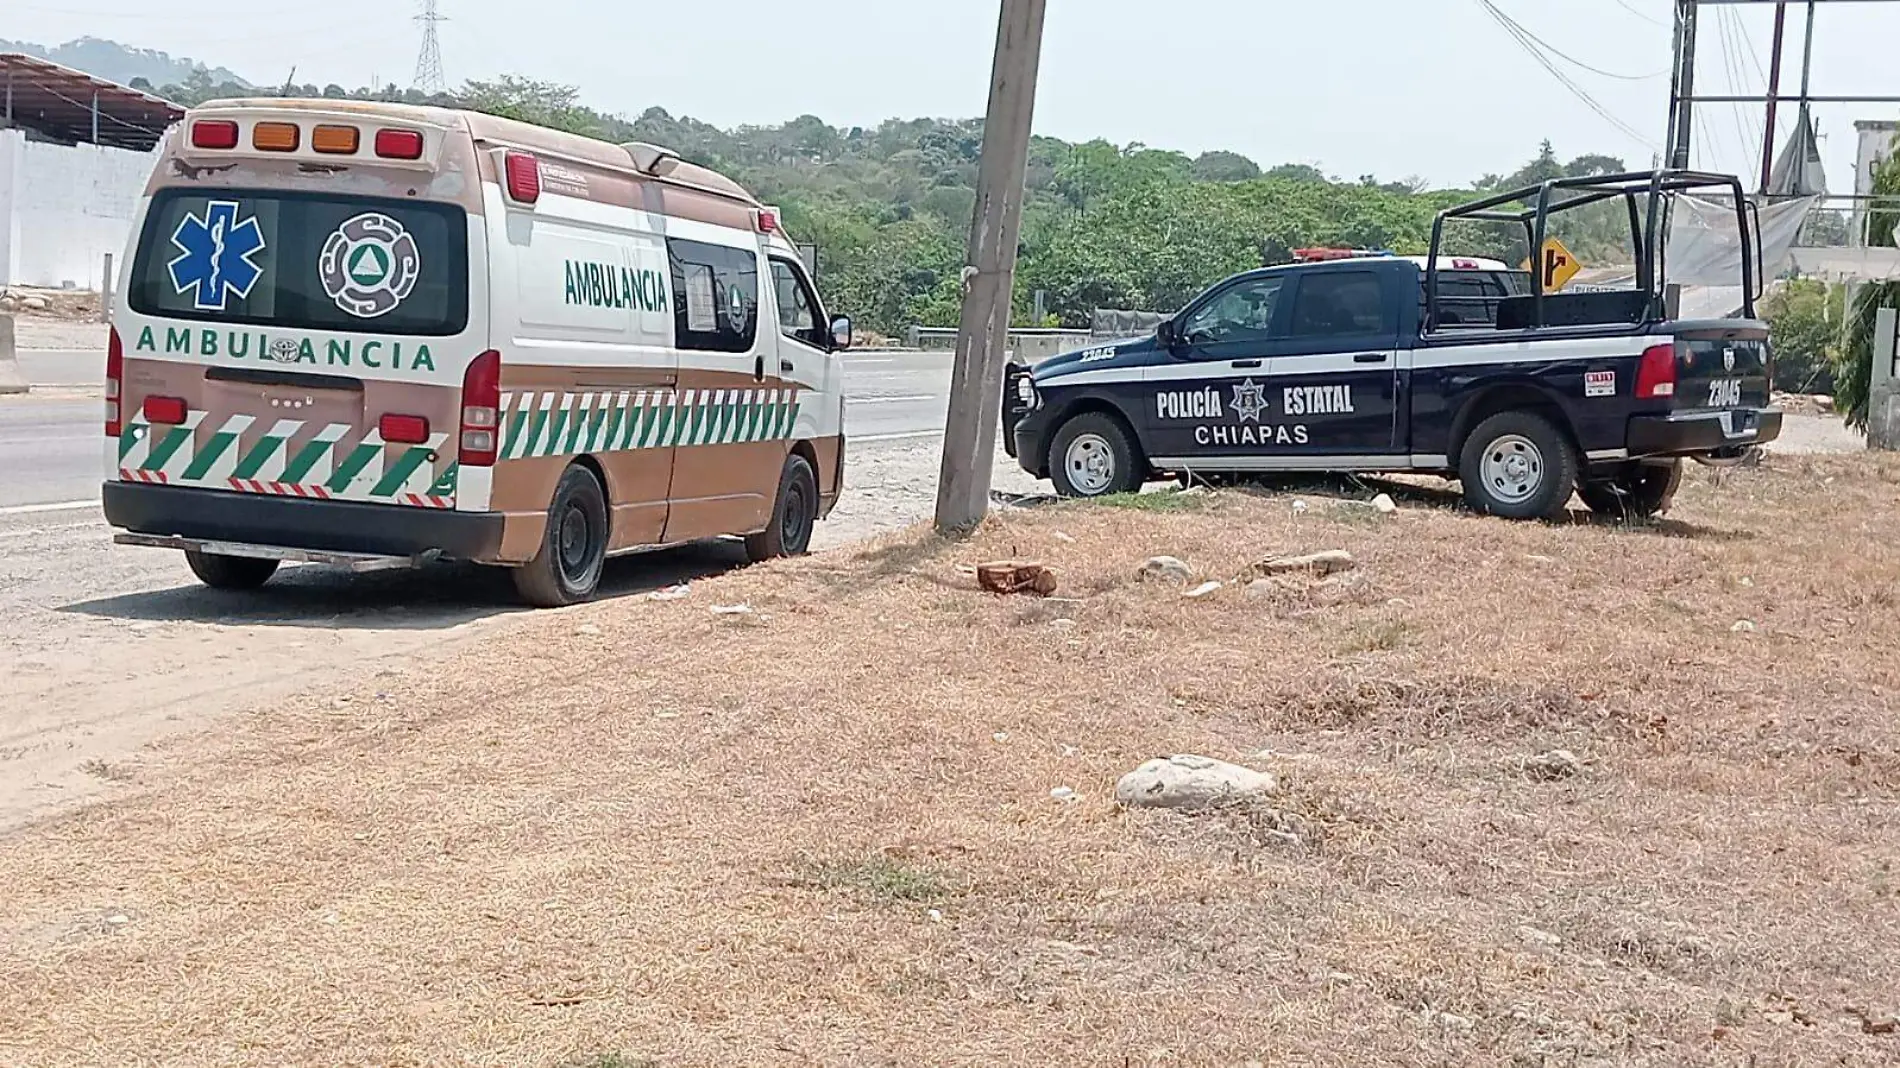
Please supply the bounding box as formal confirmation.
[1665,194,1817,287]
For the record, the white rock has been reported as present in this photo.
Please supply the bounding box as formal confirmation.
[575,623,602,637]
[105,913,130,926]
[1115,754,1277,811]
[711,603,754,616]
[926,908,944,923]
[1138,556,1194,585]
[19,295,50,312]
[1183,581,1222,599]
[1052,531,1077,544]
[648,584,691,602]
[1435,1011,1474,1031]
[991,731,1010,743]
[1371,493,1398,515]
[1049,786,1077,802]
[1524,749,1582,781]
[1516,924,1563,947]
[1291,499,1310,514]
[1731,619,1757,633]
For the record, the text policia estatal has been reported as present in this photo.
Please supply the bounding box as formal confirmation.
[1154,380,1355,448]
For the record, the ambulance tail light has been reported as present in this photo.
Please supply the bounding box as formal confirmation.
[1635,343,1678,399]
[756,207,781,234]
[190,120,239,150]
[503,151,541,206]
[374,128,425,160]
[379,414,431,445]
[143,395,188,426]
[459,350,502,466]
[105,327,124,437]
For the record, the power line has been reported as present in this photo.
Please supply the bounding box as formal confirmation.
[413,0,447,94]
[1611,0,1667,29]
[1474,0,1660,148]
[1480,1,1667,81]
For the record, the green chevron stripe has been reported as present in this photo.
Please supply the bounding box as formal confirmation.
[280,436,333,484]
[231,432,288,480]
[140,425,193,473]
[501,404,530,459]
[326,442,381,493]
[181,430,239,481]
[370,446,434,498]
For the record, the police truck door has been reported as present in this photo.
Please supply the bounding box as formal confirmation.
[1266,269,1401,458]
[1143,274,1286,465]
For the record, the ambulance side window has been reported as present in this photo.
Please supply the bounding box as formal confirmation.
[667,238,759,353]
[1180,277,1285,349]
[769,257,827,349]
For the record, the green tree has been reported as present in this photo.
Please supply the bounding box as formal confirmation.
[1836,144,1900,429]
[1190,150,1262,183]
[1761,279,1843,393]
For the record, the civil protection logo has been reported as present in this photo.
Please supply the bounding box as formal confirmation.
[168,200,267,312]
[319,213,422,319]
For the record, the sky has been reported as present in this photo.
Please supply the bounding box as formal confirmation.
[10,0,1900,191]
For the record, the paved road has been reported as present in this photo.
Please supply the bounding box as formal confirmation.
[0,349,954,510]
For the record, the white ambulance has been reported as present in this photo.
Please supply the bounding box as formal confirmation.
[104,99,851,606]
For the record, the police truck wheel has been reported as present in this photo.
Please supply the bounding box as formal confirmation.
[746,452,818,562]
[1049,413,1142,498]
[1578,459,1682,520]
[1458,411,1578,520]
[513,464,610,608]
[184,551,279,591]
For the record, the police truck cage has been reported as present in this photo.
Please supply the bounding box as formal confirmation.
[1425,169,1762,334]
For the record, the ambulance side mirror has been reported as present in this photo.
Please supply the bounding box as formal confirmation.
[830,315,853,351]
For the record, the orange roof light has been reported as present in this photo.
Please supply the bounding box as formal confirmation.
[252,121,300,152]
[311,124,360,155]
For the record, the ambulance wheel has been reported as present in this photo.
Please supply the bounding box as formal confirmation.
[746,452,818,562]
[184,551,279,591]
[1578,460,1682,520]
[1050,413,1142,498]
[513,464,609,608]
[1458,410,1578,521]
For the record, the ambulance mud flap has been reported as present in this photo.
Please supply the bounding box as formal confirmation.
[113,533,439,573]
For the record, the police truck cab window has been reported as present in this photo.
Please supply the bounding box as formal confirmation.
[1288,271,1383,337]
[1183,277,1284,346]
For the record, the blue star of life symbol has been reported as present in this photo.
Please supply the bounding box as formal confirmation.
[168,200,267,312]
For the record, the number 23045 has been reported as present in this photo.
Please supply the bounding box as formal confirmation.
[1707,378,1743,407]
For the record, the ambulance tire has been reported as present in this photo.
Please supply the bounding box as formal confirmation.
[1458,410,1579,521]
[1049,412,1143,499]
[513,464,610,608]
[746,452,818,563]
[184,551,279,591]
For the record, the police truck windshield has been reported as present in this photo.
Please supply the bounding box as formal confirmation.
[128,189,468,337]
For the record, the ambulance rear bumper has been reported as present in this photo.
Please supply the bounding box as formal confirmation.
[103,481,505,562]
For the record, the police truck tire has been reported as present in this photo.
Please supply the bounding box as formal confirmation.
[746,452,818,562]
[184,551,279,590]
[1578,459,1682,520]
[513,464,610,608]
[1458,410,1579,521]
[1049,412,1142,498]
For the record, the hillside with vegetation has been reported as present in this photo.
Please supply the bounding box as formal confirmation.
[0,36,247,92]
[127,63,1636,337]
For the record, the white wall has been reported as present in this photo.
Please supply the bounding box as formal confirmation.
[0,129,157,290]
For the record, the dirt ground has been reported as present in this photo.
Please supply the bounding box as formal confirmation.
[2,453,1896,1066]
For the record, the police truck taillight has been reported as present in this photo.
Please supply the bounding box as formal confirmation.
[459,350,502,466]
[1635,344,1678,399]
[105,327,124,436]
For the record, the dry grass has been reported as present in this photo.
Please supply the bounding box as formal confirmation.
[4,454,1900,1066]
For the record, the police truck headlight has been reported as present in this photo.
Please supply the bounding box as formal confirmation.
[1016,376,1039,408]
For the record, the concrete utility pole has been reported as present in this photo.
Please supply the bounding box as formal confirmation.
[934,0,1048,534]
[1666,0,1700,170]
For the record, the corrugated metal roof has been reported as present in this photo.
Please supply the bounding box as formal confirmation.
[0,53,184,152]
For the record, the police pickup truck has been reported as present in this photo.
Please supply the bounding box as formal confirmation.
[1002,170,1781,520]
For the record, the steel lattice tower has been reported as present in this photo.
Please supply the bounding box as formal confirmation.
[413,0,447,94]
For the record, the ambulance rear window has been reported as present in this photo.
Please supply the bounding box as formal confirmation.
[128,189,468,336]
